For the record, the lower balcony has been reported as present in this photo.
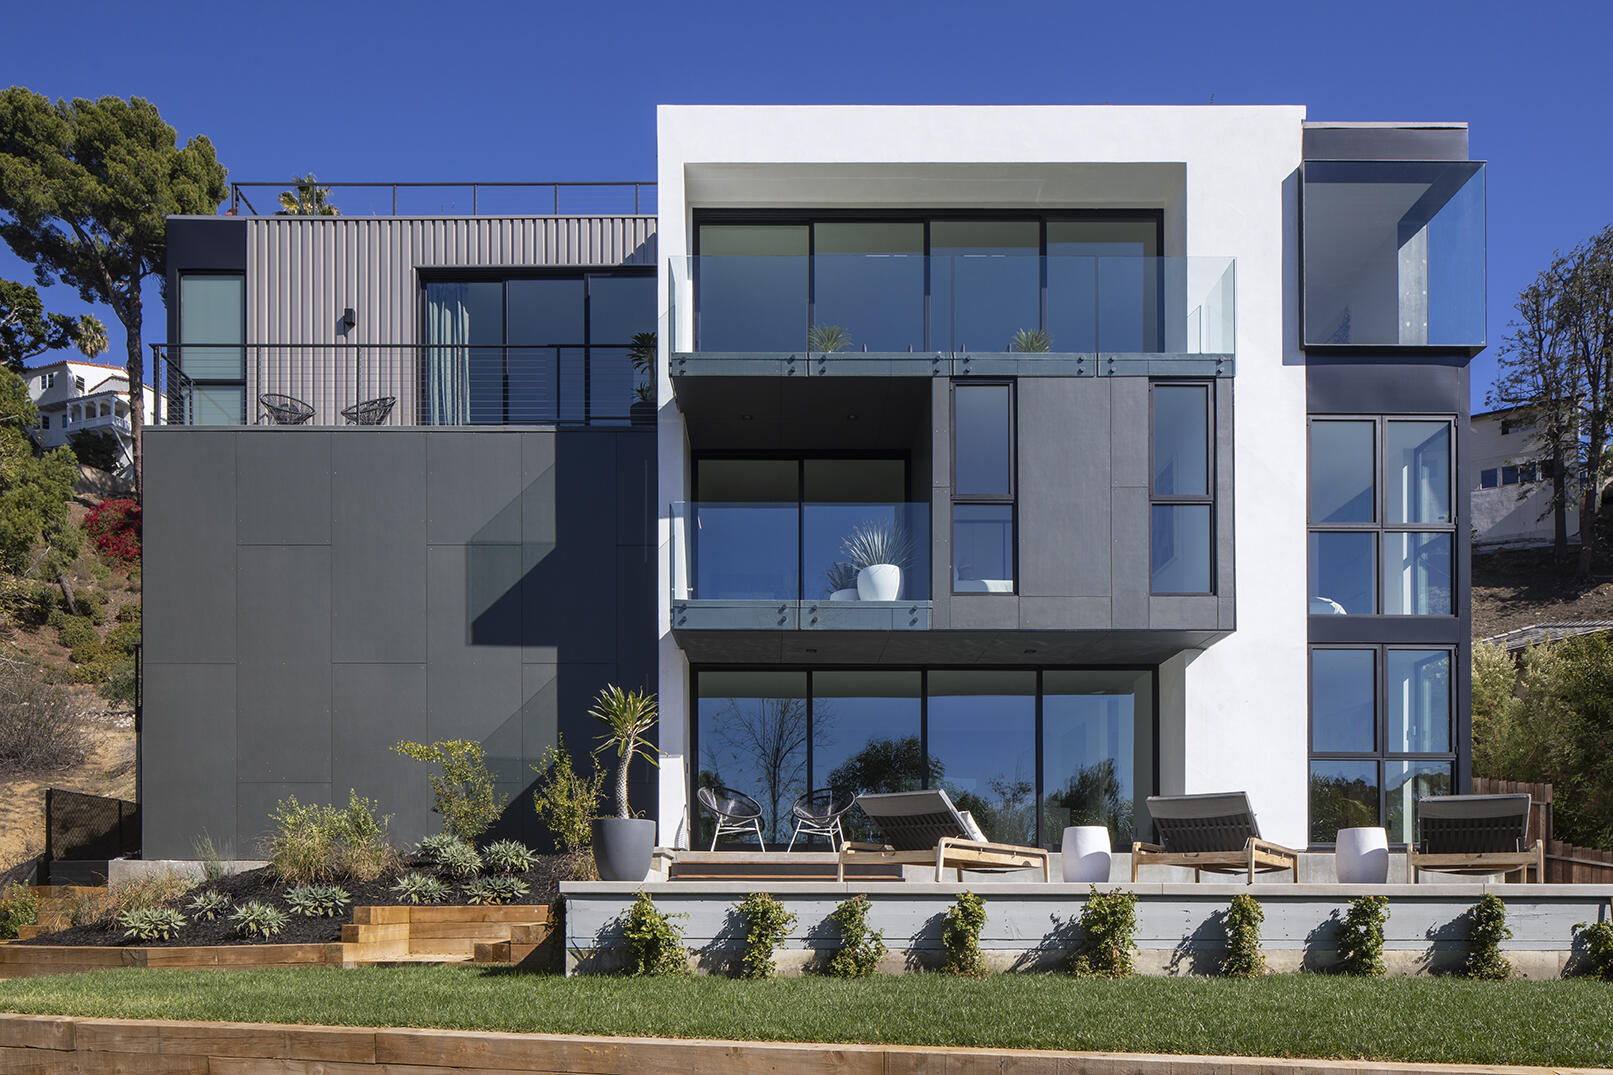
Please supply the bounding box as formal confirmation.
[670,501,931,635]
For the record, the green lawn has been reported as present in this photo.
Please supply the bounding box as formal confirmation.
[1,967,1610,1067]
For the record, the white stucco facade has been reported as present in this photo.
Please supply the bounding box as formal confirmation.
[1469,408,1580,550]
[655,105,1311,848]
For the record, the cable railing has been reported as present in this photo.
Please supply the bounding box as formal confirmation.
[151,343,654,428]
[227,181,656,217]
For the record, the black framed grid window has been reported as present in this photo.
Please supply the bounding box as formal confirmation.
[1150,381,1214,594]
[1308,416,1456,616]
[951,381,1015,594]
[1308,643,1457,846]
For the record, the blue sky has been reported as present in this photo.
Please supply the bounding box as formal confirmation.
[4,0,1611,409]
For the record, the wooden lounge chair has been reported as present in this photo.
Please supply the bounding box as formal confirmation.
[837,789,1051,882]
[1407,793,1544,883]
[1132,792,1300,883]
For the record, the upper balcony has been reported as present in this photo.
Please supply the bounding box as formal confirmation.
[668,254,1235,379]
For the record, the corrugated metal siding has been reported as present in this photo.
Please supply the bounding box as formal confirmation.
[245,216,657,424]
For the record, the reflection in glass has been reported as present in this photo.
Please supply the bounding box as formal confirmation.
[811,671,924,845]
[1387,650,1450,752]
[1153,385,1209,495]
[1303,160,1486,348]
[696,672,810,847]
[192,385,246,426]
[1041,671,1152,850]
[1382,532,1452,615]
[803,502,928,601]
[589,275,656,341]
[1385,760,1453,845]
[1311,649,1375,753]
[1309,531,1375,614]
[692,503,798,600]
[1386,421,1452,524]
[1151,504,1211,593]
[423,282,502,426]
[1310,421,1375,523]
[586,347,633,424]
[931,222,1039,353]
[179,276,245,381]
[953,504,1014,591]
[1310,760,1378,843]
[927,671,1036,844]
[954,384,1012,495]
[813,224,925,351]
[1046,220,1158,353]
[696,226,808,351]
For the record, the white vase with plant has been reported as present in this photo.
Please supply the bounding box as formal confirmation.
[842,519,913,602]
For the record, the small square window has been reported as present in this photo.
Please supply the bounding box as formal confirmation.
[1479,468,1498,489]
[1501,465,1519,485]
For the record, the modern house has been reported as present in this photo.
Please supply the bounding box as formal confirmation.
[27,358,156,466]
[142,105,1484,861]
[1469,405,1580,551]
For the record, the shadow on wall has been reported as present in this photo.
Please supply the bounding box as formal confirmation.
[460,429,657,848]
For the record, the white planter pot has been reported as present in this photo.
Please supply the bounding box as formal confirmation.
[1061,825,1112,883]
[857,563,902,601]
[829,588,859,602]
[1335,826,1389,884]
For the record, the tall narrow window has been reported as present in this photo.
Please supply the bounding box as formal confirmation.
[1150,382,1213,593]
[952,382,1015,593]
[178,274,246,425]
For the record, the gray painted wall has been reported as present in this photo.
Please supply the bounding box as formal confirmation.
[141,425,656,859]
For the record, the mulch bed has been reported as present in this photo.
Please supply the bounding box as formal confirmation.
[15,851,585,949]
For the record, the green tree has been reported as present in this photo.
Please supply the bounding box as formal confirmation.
[277,173,340,216]
[0,367,80,602]
[0,88,228,492]
[0,278,106,371]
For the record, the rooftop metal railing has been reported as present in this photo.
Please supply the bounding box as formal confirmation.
[227,181,656,217]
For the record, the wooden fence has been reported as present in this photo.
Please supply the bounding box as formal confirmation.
[1472,776,1613,883]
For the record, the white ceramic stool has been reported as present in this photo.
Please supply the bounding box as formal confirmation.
[1061,825,1113,883]
[1335,826,1389,884]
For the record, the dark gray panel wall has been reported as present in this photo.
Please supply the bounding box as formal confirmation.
[142,426,657,859]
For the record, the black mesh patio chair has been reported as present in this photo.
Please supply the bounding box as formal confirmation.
[787,787,856,851]
[1133,791,1299,883]
[1407,793,1543,883]
[341,396,397,426]
[258,393,315,425]
[696,784,766,851]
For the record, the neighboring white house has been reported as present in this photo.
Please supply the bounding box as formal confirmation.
[26,358,157,466]
[1469,406,1580,550]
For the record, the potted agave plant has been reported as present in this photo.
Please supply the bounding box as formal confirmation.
[826,561,859,602]
[589,685,660,882]
[807,323,851,354]
[1011,328,1052,353]
[627,331,656,427]
[843,519,913,602]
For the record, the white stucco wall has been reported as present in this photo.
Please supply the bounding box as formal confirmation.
[1469,412,1579,549]
[655,105,1310,848]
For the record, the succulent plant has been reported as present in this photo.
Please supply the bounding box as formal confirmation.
[483,839,539,875]
[807,324,851,353]
[186,890,230,921]
[842,519,913,572]
[463,875,530,905]
[826,561,858,593]
[1011,328,1052,353]
[391,872,451,905]
[118,907,186,941]
[284,884,351,918]
[231,901,289,939]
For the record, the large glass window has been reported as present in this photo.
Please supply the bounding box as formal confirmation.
[1311,649,1375,753]
[930,221,1040,354]
[1151,383,1214,594]
[1303,160,1486,349]
[926,670,1037,845]
[811,671,923,844]
[1046,220,1161,353]
[1309,417,1456,616]
[953,382,1015,592]
[1384,760,1454,845]
[1041,670,1153,849]
[696,226,808,351]
[1386,650,1451,753]
[812,223,925,352]
[695,671,809,847]
[178,274,245,425]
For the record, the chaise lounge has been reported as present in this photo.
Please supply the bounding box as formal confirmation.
[1406,793,1544,883]
[1132,791,1300,883]
[838,789,1051,882]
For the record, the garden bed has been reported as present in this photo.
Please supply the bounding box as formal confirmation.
[14,851,581,949]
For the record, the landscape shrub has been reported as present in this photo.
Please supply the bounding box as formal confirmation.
[391,873,451,905]
[735,892,797,979]
[822,894,886,978]
[74,589,107,624]
[392,739,504,842]
[1070,886,1138,979]
[463,875,529,905]
[1222,893,1265,978]
[117,907,186,942]
[115,602,140,624]
[1573,920,1613,980]
[51,613,102,662]
[105,621,140,655]
[941,891,987,977]
[69,430,122,473]
[0,660,86,773]
[192,833,231,882]
[621,891,689,976]
[107,871,194,919]
[95,657,138,707]
[285,884,352,918]
[1337,895,1389,976]
[1464,894,1513,980]
[265,791,397,884]
[186,890,230,921]
[531,737,604,852]
[483,839,538,875]
[432,838,483,879]
[415,833,459,859]
[84,498,141,565]
[0,882,39,940]
[232,901,289,939]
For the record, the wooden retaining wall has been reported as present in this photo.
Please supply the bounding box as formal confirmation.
[0,1013,1604,1075]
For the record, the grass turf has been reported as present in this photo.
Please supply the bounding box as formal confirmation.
[1,967,1611,1067]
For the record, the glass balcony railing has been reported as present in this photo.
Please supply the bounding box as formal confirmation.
[668,255,1234,357]
[670,501,931,605]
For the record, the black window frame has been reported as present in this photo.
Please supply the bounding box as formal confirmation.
[175,270,248,425]
[1307,642,1458,848]
[1148,379,1216,595]
[949,379,1017,595]
[1307,414,1458,617]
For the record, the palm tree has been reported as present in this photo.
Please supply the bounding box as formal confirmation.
[277,174,341,216]
[589,686,659,819]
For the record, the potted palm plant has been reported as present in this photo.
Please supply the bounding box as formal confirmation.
[589,685,660,881]
[1011,328,1052,353]
[843,519,913,602]
[807,323,851,353]
[627,332,656,427]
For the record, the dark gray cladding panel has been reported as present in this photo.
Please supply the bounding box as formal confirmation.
[1019,378,1111,597]
[163,216,247,344]
[141,426,658,856]
[1302,125,1469,162]
[1305,356,1470,417]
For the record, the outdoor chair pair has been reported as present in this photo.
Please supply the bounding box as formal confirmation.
[695,784,858,852]
[257,392,397,426]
